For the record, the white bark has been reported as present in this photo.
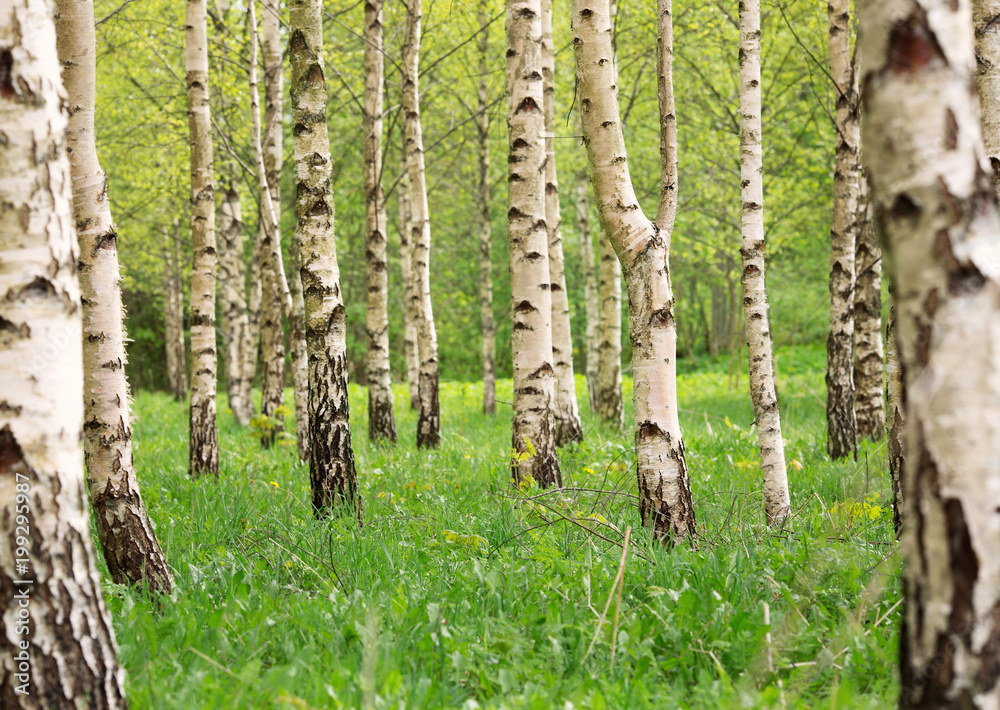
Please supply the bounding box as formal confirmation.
[573,0,696,538]
[575,168,599,412]
[364,0,397,442]
[186,0,219,477]
[596,231,623,430]
[289,0,360,517]
[860,0,1000,703]
[0,0,127,700]
[403,0,442,449]
[56,0,173,595]
[477,3,497,417]
[738,0,790,523]
[853,178,885,440]
[541,0,583,446]
[164,218,188,401]
[885,295,904,540]
[218,181,254,426]
[398,167,420,410]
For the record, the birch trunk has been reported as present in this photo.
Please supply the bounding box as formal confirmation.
[507,0,561,487]
[975,0,1000,191]
[243,233,262,414]
[596,231,623,430]
[541,0,583,445]
[289,0,360,517]
[255,0,286,447]
[55,0,173,595]
[825,0,860,460]
[186,0,220,477]
[398,167,420,410]
[860,0,1000,703]
[364,0,397,442]
[0,0,127,699]
[738,0,790,523]
[477,3,497,417]
[852,178,885,440]
[288,245,310,460]
[575,169,599,412]
[403,0,442,449]
[218,181,254,425]
[885,295,904,540]
[573,0,696,538]
[164,219,188,401]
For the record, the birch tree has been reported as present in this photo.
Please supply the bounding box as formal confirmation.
[289,0,360,516]
[398,167,420,410]
[596,231,624,430]
[885,296,903,539]
[825,0,860,459]
[852,180,884,440]
[364,0,397,442]
[575,171,599,412]
[218,180,254,425]
[573,0,696,536]
[164,218,188,401]
[55,0,173,595]
[540,0,583,445]
[738,0,791,523]
[975,0,1000,192]
[477,1,497,417]
[0,0,127,699]
[186,0,220,477]
[859,0,1000,702]
[403,0,442,448]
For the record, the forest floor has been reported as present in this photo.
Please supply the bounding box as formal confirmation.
[102,344,899,709]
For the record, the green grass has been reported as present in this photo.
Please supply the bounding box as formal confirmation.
[99,344,900,708]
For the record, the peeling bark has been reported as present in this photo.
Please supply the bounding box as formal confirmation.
[859,0,1000,703]
[738,0,791,523]
[364,0,397,443]
[289,0,360,518]
[853,178,885,441]
[186,0,219,477]
[403,0,442,449]
[541,0,583,446]
[477,1,497,417]
[56,0,173,595]
[825,0,860,460]
[0,0,127,700]
[573,0,695,539]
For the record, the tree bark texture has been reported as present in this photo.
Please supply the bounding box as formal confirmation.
[860,0,1000,703]
[218,181,254,425]
[974,0,1000,191]
[506,0,562,487]
[185,0,219,477]
[55,0,173,595]
[363,0,397,443]
[289,0,361,518]
[738,0,791,523]
[163,219,188,401]
[853,178,885,440]
[403,0,442,449]
[825,0,860,460]
[288,243,310,461]
[477,3,497,417]
[596,231,624,430]
[574,0,696,539]
[575,168,599,412]
[540,0,583,446]
[398,167,420,411]
[0,0,128,700]
[885,295,904,540]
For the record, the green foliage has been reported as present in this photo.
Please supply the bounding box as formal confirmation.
[98,346,899,708]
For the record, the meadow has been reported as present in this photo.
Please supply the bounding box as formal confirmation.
[103,345,899,708]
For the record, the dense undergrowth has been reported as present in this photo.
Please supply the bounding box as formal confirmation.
[97,344,899,708]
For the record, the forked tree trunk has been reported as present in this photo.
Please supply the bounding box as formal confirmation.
[0,0,127,700]
[403,0,442,449]
[825,0,860,460]
[852,178,884,440]
[575,169,599,412]
[218,180,254,425]
[860,1,1000,703]
[596,232,624,430]
[885,295,903,540]
[398,167,420,410]
[55,0,173,595]
[186,0,220,477]
[477,2,497,417]
[541,0,583,445]
[975,0,1000,190]
[507,0,561,487]
[255,0,287,447]
[364,0,397,442]
[289,0,361,517]
[738,0,790,523]
[164,218,189,400]
[574,0,696,538]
